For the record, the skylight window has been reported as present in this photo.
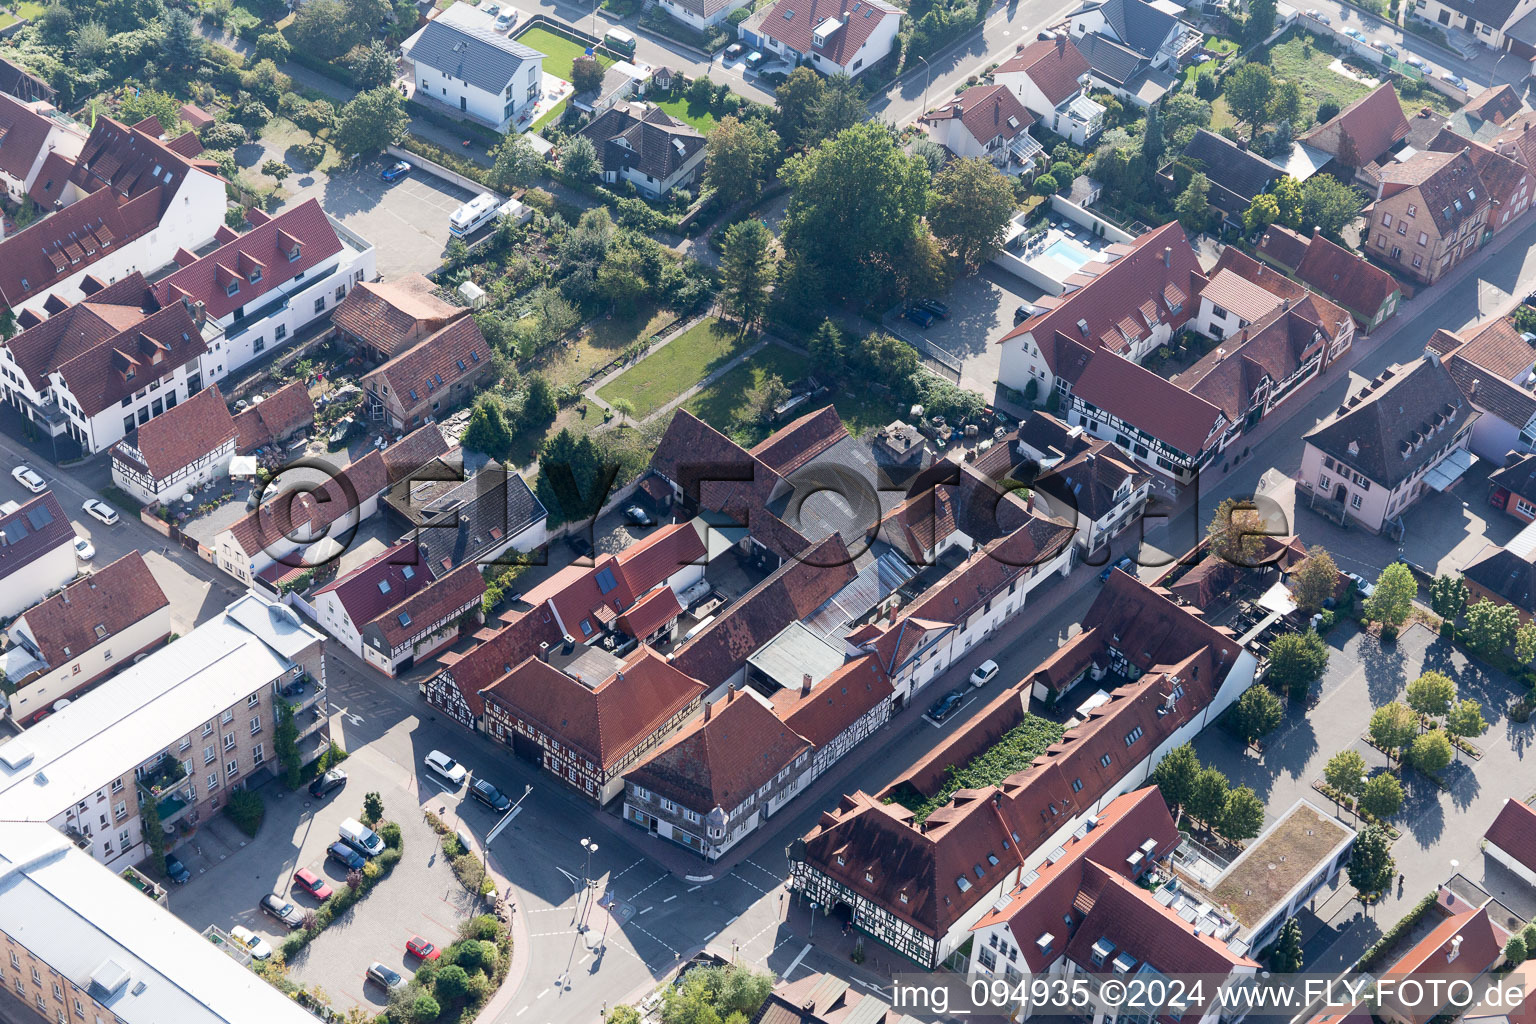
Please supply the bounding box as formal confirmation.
[378,580,392,594]
[398,612,412,627]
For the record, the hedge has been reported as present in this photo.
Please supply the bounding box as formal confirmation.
[278,828,404,959]
[888,716,1066,824]
[1354,890,1440,972]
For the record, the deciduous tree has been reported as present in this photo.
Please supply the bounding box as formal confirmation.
[928,157,1017,270]
[1268,630,1328,702]
[1369,702,1416,762]
[1220,785,1265,842]
[1300,174,1364,237]
[1188,766,1230,829]
[1410,730,1453,775]
[571,55,604,94]
[1229,685,1284,745]
[334,86,410,156]
[1446,699,1487,759]
[489,132,544,191]
[1225,63,1276,140]
[1463,598,1519,657]
[1150,743,1200,816]
[1406,670,1456,720]
[1430,574,1469,620]
[1292,546,1340,613]
[704,116,780,210]
[1362,562,1415,630]
[1360,772,1403,819]
[1175,172,1211,230]
[1347,824,1395,901]
[719,219,777,329]
[1207,497,1266,565]
[561,135,599,182]
[774,67,825,150]
[1324,749,1367,803]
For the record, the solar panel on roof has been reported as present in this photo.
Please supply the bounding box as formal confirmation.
[26,504,53,530]
[2,521,27,544]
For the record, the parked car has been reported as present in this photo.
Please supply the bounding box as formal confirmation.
[1372,39,1398,57]
[1404,54,1428,69]
[567,534,592,557]
[292,868,333,901]
[1099,554,1135,581]
[745,51,764,70]
[1440,70,1467,88]
[1306,8,1331,22]
[338,818,385,858]
[230,926,272,960]
[82,499,119,525]
[1345,27,1367,41]
[73,537,95,561]
[469,778,512,812]
[724,42,744,59]
[164,852,191,885]
[623,505,653,526]
[260,894,305,929]
[309,768,347,798]
[903,307,936,328]
[366,963,405,989]
[918,299,950,319]
[969,660,999,688]
[11,465,45,493]
[381,160,411,182]
[494,9,516,29]
[406,936,441,961]
[1347,571,1376,598]
[327,841,367,871]
[927,688,968,723]
[424,749,468,786]
[1014,303,1040,325]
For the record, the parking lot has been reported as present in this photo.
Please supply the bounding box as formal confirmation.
[275,157,481,280]
[163,680,487,1015]
[882,266,1044,399]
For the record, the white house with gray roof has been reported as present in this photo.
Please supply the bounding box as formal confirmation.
[657,0,753,30]
[402,4,546,132]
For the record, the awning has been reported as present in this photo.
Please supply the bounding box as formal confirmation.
[1258,580,1298,617]
[1424,448,1478,492]
[229,455,258,478]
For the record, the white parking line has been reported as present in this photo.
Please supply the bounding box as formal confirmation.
[703,931,717,941]
[687,884,701,892]
[638,906,653,916]
[537,989,550,999]
[662,894,678,903]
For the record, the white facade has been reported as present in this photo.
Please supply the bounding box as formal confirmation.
[313,588,365,659]
[11,170,226,322]
[1409,0,1535,51]
[0,540,77,620]
[1298,425,1474,533]
[6,605,172,724]
[992,70,1105,146]
[112,434,237,506]
[1032,477,1151,556]
[216,490,383,586]
[0,119,85,204]
[749,7,901,78]
[214,226,376,378]
[403,9,546,133]
[1487,836,1536,888]
[609,146,706,199]
[409,56,543,133]
[656,0,751,29]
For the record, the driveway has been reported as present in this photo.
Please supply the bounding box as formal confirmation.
[165,707,475,1016]
[273,157,481,279]
[882,266,1043,400]
[1190,622,1536,972]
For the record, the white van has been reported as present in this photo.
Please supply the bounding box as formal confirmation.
[338,817,385,858]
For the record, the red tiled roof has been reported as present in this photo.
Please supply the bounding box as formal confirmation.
[921,85,1035,147]
[1068,344,1227,457]
[1256,224,1311,271]
[382,424,453,483]
[1298,82,1410,167]
[111,383,238,482]
[671,535,857,686]
[751,405,849,476]
[0,492,74,586]
[69,115,208,214]
[1484,798,1536,874]
[152,200,342,320]
[367,562,485,649]
[232,382,316,454]
[0,185,164,310]
[55,301,208,417]
[651,409,782,506]
[625,691,811,812]
[314,540,431,625]
[616,585,684,639]
[434,608,564,718]
[1290,228,1400,318]
[1000,222,1207,358]
[27,150,75,208]
[904,510,1074,625]
[540,523,706,641]
[995,35,1091,107]
[331,273,463,358]
[0,93,59,185]
[1384,906,1502,1007]
[481,646,707,770]
[13,552,168,668]
[754,0,901,67]
[776,654,892,747]
[180,103,215,129]
[361,316,491,422]
[224,450,389,557]
[4,273,154,392]
[1199,268,1285,323]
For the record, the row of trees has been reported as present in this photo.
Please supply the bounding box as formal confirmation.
[1149,744,1267,843]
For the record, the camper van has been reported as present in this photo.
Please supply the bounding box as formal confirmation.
[448,193,501,237]
[603,27,636,57]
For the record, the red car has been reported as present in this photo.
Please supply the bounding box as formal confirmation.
[406,936,440,961]
[292,868,333,901]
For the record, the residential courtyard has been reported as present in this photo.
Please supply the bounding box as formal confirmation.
[1190,622,1536,971]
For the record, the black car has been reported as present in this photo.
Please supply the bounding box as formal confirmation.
[724,42,744,59]
[1014,303,1040,325]
[260,894,305,929]
[567,534,592,557]
[623,505,653,527]
[918,299,950,319]
[928,688,967,723]
[469,778,512,812]
[327,842,367,872]
[165,852,191,885]
[309,768,347,798]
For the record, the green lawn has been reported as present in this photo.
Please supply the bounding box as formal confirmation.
[514,25,614,81]
[15,0,44,18]
[655,96,717,133]
[0,12,17,27]
[598,317,749,419]
[1265,34,1373,125]
[685,343,897,446]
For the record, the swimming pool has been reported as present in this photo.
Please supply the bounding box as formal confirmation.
[1040,237,1095,271]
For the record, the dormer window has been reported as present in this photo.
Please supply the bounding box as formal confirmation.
[249,268,262,284]
[288,245,301,262]
[226,281,240,297]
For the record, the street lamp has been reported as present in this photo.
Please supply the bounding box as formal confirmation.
[579,837,599,927]
[809,900,820,939]
[916,55,932,117]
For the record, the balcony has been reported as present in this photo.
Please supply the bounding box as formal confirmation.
[279,675,326,714]
[136,755,193,825]
[120,866,169,907]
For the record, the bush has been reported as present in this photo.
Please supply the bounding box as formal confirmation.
[224,789,264,837]
[201,122,248,149]
[435,964,472,1002]
[379,821,403,849]
[461,915,502,942]
[413,993,442,1021]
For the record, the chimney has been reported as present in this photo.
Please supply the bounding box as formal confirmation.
[1313,225,1322,238]
[801,673,813,696]
[995,99,1000,125]
[728,684,737,702]
[1056,32,1065,53]
[192,300,206,327]
[703,700,713,722]
[1162,246,1171,267]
